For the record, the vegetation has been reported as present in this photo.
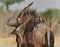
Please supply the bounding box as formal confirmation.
[41,8,60,21]
[40,8,60,32]
[0,0,24,10]
[0,3,5,12]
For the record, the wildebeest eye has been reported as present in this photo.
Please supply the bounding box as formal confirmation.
[17,18,21,24]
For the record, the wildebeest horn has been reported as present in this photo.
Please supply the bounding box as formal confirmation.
[7,16,18,27]
[23,2,33,11]
[16,2,33,21]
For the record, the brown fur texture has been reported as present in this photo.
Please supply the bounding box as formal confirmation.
[7,3,54,47]
[21,17,53,47]
[13,9,54,47]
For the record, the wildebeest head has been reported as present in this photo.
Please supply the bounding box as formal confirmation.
[7,2,43,28]
[17,8,43,26]
[6,2,45,47]
[6,2,54,47]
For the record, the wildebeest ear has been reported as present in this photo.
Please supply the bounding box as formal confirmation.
[24,17,35,35]
[39,16,43,22]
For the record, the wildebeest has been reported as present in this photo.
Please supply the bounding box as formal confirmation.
[7,2,54,47]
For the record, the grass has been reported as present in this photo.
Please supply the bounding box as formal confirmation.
[0,36,16,44]
[0,35,60,46]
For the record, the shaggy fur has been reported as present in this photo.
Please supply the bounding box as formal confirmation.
[7,3,54,47]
